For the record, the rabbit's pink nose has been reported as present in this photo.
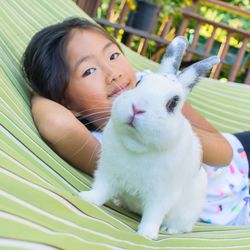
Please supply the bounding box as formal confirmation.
[132,104,145,116]
[128,104,145,128]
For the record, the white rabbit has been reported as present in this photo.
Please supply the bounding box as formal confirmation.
[79,36,220,239]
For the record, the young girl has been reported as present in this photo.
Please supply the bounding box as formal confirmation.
[22,17,250,225]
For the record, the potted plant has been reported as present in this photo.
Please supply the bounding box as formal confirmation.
[126,0,160,32]
[126,0,187,32]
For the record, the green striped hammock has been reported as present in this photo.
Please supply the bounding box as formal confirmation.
[1,0,250,249]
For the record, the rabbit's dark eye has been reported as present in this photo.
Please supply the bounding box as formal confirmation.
[166,95,180,113]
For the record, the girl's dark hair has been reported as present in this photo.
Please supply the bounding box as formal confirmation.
[22,17,121,105]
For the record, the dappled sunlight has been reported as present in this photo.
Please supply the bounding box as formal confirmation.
[84,0,250,84]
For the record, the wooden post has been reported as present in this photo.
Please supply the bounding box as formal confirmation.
[159,16,173,38]
[204,25,217,55]
[245,68,250,85]
[124,34,134,48]
[114,2,129,37]
[228,37,249,82]
[75,0,101,17]
[177,17,189,36]
[106,0,116,20]
[193,0,200,12]
[211,33,232,79]
[137,39,150,55]
[185,22,202,61]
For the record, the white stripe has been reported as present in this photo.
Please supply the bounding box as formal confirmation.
[0,238,57,250]
[157,234,250,242]
[0,170,136,234]
[189,96,250,121]
[153,243,250,250]
[2,161,250,249]
[47,0,87,18]
[197,82,250,98]
[194,86,250,105]
[1,1,39,46]
[199,77,250,90]
[1,85,33,127]
[0,149,53,188]
[0,39,21,75]
[189,93,250,116]
[0,96,49,142]
[0,110,90,191]
[192,106,250,128]
[0,124,80,193]
[202,116,244,133]
[0,211,123,250]
[10,0,55,29]
[0,189,168,249]
[37,0,72,18]
[0,190,127,243]
[0,186,120,232]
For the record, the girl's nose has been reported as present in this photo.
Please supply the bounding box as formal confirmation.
[105,67,122,85]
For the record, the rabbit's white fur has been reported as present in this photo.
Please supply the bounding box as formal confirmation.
[79,37,220,239]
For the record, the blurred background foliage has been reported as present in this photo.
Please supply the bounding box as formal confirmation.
[97,0,249,46]
[224,0,249,10]
[96,0,250,83]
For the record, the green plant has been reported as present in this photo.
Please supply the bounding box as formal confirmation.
[223,0,250,10]
[151,0,187,15]
[128,0,190,15]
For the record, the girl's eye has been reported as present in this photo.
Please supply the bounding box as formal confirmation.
[166,95,180,113]
[82,68,96,77]
[110,52,120,60]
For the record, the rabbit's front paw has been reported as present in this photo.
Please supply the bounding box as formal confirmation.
[167,227,181,234]
[79,190,104,206]
[167,225,192,234]
[138,223,158,240]
[160,224,167,231]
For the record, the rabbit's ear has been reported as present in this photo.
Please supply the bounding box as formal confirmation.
[178,56,220,98]
[157,36,188,75]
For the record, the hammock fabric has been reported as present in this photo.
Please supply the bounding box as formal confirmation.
[0,0,250,249]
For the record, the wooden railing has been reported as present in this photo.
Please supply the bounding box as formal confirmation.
[178,6,250,83]
[74,0,250,84]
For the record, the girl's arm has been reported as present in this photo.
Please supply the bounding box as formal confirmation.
[31,95,99,175]
[182,103,233,167]
[31,96,233,173]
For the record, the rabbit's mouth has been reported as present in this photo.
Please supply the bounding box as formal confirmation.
[127,104,146,129]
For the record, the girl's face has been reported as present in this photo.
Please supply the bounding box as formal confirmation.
[65,28,137,129]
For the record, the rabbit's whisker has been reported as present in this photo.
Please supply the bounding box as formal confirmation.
[84,116,110,127]
[70,122,104,159]
[77,111,110,119]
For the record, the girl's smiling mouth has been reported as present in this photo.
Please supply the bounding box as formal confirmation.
[108,83,130,98]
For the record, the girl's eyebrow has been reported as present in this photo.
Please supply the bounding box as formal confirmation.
[74,55,90,71]
[103,41,114,51]
[74,41,114,71]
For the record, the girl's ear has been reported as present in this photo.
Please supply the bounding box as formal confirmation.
[157,36,188,75]
[177,56,220,98]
